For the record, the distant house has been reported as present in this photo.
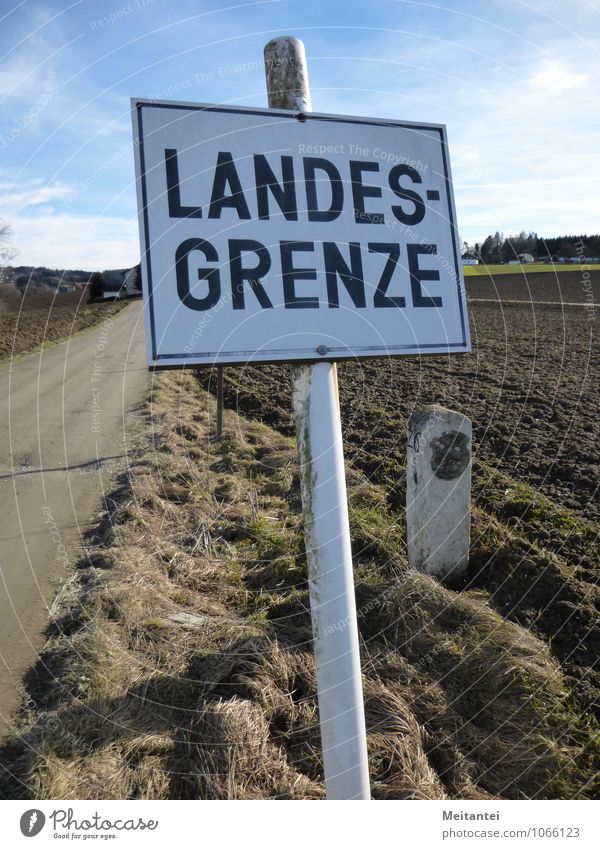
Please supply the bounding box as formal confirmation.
[517,253,535,264]
[95,287,125,301]
[94,267,141,301]
[461,252,479,266]
[123,266,142,298]
[101,269,127,299]
[538,255,561,264]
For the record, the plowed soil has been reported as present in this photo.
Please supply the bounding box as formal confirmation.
[0,287,126,362]
[196,271,600,718]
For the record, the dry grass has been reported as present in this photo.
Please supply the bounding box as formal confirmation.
[0,370,597,800]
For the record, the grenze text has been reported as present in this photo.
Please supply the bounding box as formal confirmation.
[165,149,443,311]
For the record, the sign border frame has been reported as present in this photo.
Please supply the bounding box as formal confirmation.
[132,99,470,368]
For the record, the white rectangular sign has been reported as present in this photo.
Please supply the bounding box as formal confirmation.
[132,100,470,367]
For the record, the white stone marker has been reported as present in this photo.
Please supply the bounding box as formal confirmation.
[406,405,472,578]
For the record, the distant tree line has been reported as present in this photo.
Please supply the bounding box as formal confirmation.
[463,233,600,264]
[8,266,93,285]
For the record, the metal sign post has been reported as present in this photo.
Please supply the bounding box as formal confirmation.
[264,36,371,801]
[215,365,224,439]
[131,35,471,801]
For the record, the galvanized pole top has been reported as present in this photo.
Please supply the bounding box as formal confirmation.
[264,36,312,112]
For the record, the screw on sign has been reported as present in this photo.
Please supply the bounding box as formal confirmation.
[131,36,471,800]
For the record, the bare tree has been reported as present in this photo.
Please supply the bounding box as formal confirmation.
[0,219,17,282]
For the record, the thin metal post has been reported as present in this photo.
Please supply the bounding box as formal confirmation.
[264,36,370,800]
[216,366,224,439]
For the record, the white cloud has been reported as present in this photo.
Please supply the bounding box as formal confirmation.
[452,145,482,166]
[2,182,75,214]
[10,213,139,269]
[528,60,587,93]
[0,8,70,107]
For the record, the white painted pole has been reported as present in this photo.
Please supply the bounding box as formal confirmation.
[215,365,224,439]
[406,405,472,579]
[291,363,371,799]
[264,37,370,800]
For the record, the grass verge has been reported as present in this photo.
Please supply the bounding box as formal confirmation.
[0,371,597,799]
[463,264,600,276]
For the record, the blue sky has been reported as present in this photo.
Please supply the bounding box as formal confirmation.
[1,0,598,269]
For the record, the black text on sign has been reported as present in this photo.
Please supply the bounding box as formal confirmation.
[132,101,470,366]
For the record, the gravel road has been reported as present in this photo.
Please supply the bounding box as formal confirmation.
[0,301,148,735]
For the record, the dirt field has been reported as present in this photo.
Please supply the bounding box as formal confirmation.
[0,287,127,362]
[465,269,598,302]
[0,270,597,800]
[197,271,600,719]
